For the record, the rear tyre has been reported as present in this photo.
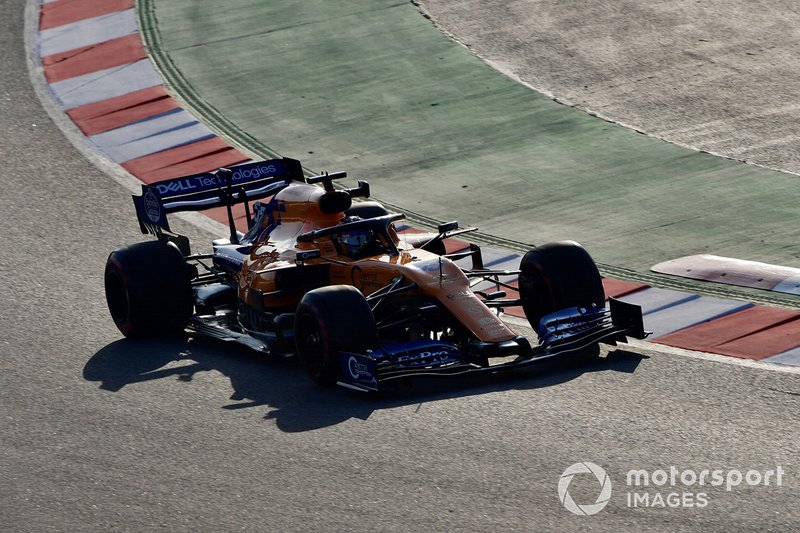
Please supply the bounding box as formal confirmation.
[104,241,194,338]
[294,285,377,385]
[518,241,605,330]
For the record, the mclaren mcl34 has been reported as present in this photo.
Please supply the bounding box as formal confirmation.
[104,158,647,391]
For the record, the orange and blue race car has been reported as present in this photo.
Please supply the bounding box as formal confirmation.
[104,158,648,391]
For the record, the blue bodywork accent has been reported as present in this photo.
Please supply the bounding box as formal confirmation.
[339,352,379,389]
[152,160,288,199]
[371,340,462,368]
[264,196,286,235]
[212,245,247,272]
[243,196,286,243]
[337,340,463,389]
[537,306,606,344]
[133,184,170,232]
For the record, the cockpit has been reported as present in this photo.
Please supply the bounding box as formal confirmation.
[296,212,405,260]
[333,227,391,259]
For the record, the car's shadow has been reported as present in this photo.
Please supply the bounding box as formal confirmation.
[84,336,647,433]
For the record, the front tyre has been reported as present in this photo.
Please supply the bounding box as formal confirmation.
[104,241,194,338]
[518,241,605,330]
[294,285,377,385]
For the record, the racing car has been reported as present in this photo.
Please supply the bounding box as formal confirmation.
[104,158,648,391]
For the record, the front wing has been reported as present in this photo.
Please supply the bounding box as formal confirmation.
[336,298,649,391]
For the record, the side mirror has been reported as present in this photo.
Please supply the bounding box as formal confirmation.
[346,180,370,199]
[437,221,459,234]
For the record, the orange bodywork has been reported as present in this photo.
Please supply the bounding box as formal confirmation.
[238,183,516,343]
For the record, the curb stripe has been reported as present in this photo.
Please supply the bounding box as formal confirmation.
[40,0,134,31]
[40,9,136,57]
[66,86,179,136]
[618,287,700,316]
[121,137,250,183]
[89,116,215,164]
[88,107,191,145]
[43,33,146,83]
[49,59,162,110]
[602,278,649,299]
[764,347,800,367]
[639,297,752,338]
[706,320,800,360]
[655,306,800,359]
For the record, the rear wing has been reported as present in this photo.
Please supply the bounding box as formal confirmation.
[132,158,304,250]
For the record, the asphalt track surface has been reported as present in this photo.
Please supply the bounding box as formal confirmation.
[2,1,800,532]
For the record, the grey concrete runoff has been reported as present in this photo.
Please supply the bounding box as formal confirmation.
[417,0,800,176]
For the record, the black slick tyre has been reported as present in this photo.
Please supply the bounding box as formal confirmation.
[294,285,377,385]
[104,240,194,338]
[518,241,605,330]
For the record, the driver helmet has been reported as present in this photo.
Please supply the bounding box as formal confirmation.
[337,229,376,257]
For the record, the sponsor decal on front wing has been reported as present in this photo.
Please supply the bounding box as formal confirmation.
[339,352,378,388]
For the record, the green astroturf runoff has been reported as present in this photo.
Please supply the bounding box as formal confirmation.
[141,0,798,280]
